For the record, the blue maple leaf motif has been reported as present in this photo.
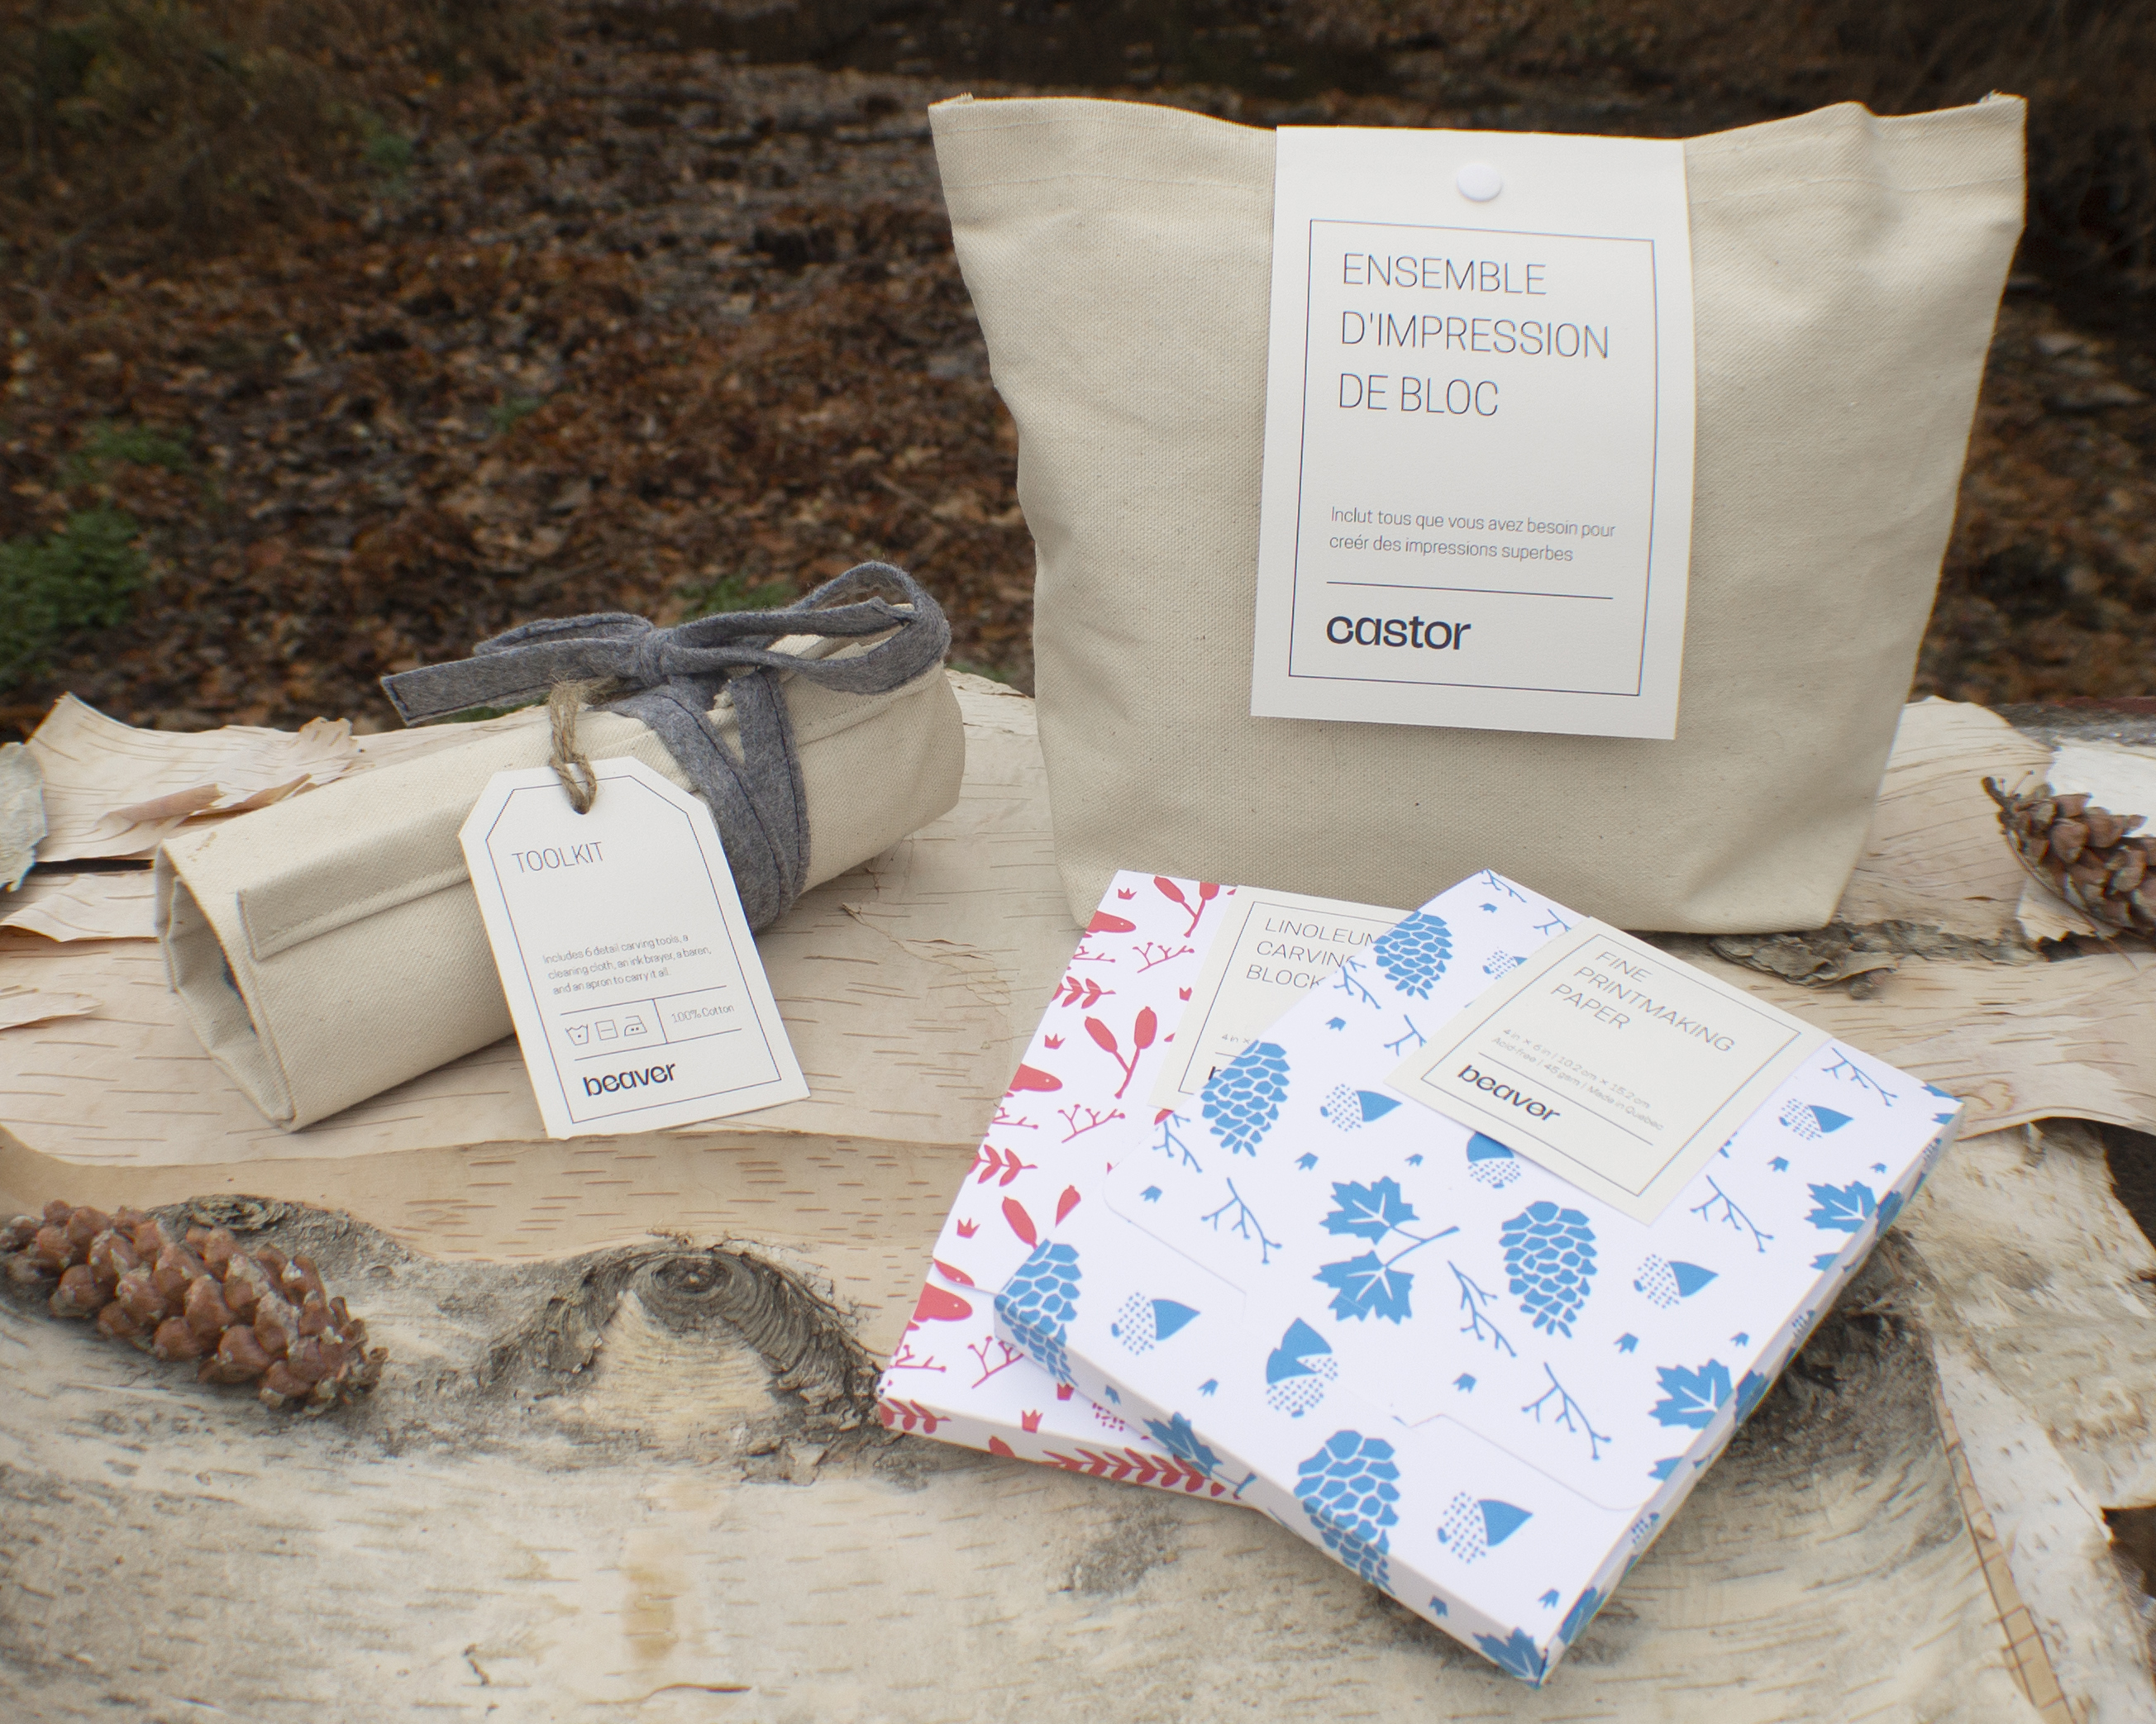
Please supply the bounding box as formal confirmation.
[1559,1586,1604,1645]
[1142,1185,1162,1202]
[1649,1457,1681,1480]
[1616,1333,1638,1353]
[1322,1178,1417,1241]
[1811,1251,1842,1269]
[1770,1156,1789,1173]
[1455,1373,1476,1391]
[1474,1628,1546,1684]
[1315,1252,1414,1323]
[1142,1412,1223,1477]
[1327,1017,1347,1031]
[1200,1379,1219,1396]
[1296,1153,1319,1170]
[1538,1589,1561,1607]
[1735,1369,1769,1422]
[1650,1359,1733,1428]
[1806,1180,1877,1233]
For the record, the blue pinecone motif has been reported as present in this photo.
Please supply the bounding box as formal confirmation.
[1204,1041,1290,1156]
[1371,912,1452,999]
[995,1241,1081,1383]
[1295,1431,1400,1590]
[1500,1201,1597,1337]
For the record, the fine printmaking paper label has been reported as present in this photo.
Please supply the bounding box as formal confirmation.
[1389,922,1825,1222]
[1252,127,1695,739]
[460,757,807,1139]
[1150,888,1405,1111]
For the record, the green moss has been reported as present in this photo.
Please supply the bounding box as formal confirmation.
[0,507,149,690]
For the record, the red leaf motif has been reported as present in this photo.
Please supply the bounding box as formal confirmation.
[913,1284,972,1324]
[1020,1409,1042,1433]
[1199,883,1220,904]
[933,1259,975,1287]
[1153,1108,1175,1124]
[1154,876,1189,907]
[988,1436,1017,1457]
[1009,1064,1061,1093]
[1084,1017,1119,1055]
[1133,1007,1157,1051]
[1056,1186,1082,1224]
[1003,1198,1037,1246]
[1087,911,1136,934]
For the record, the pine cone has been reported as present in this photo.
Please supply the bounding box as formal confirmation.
[0,1200,386,1411]
[1984,777,2154,933]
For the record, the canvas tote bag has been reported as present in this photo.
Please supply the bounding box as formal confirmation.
[930,95,2025,931]
[158,582,963,1130]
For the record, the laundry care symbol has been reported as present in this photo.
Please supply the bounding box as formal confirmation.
[1438,1493,1532,1564]
[1263,1318,1338,1417]
[1112,1293,1199,1355]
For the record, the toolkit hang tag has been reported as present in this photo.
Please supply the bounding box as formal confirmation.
[1252,127,1695,739]
[459,756,807,1139]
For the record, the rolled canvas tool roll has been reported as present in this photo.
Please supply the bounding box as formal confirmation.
[157,564,962,1130]
[930,96,2026,931]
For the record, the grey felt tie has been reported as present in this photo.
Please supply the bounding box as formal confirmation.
[379,562,951,929]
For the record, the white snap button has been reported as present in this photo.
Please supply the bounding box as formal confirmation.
[1456,162,1503,202]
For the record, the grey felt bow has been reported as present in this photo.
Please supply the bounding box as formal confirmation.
[380,562,951,929]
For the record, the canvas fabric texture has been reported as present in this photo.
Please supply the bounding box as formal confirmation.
[929,95,2026,932]
[156,663,963,1130]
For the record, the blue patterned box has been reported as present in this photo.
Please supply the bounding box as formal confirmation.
[994,871,1962,1684]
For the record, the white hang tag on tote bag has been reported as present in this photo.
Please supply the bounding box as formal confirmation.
[1252,127,1696,740]
[459,756,808,1139]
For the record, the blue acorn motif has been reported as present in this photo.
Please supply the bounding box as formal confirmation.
[1633,1255,1717,1311]
[1110,1294,1199,1355]
[1295,1431,1400,1590]
[1467,1132,1523,1189]
[1371,912,1452,998]
[1264,1317,1338,1417]
[1320,1084,1401,1132]
[1438,1492,1533,1564]
[1483,950,1522,979]
[994,1241,1081,1383]
[1204,1040,1290,1156]
[1500,1201,1597,1336]
[1778,1099,1852,1141]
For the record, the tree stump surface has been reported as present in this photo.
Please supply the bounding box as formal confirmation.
[2,685,2153,1720]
